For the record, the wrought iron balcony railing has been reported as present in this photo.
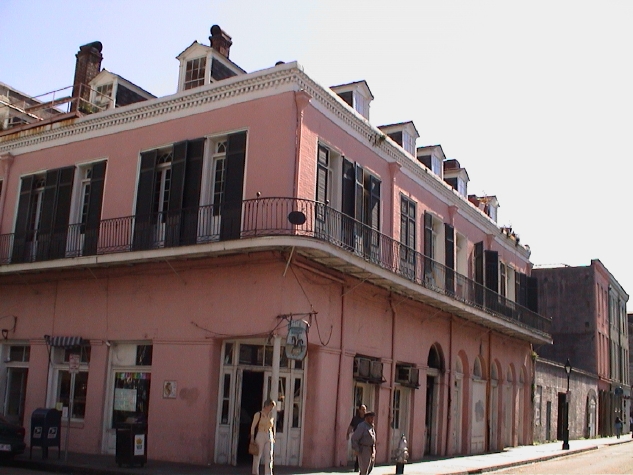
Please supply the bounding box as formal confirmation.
[0,197,551,334]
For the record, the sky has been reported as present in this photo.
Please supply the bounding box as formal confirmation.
[1,0,632,308]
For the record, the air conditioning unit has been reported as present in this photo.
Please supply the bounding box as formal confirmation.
[370,361,384,382]
[354,357,371,379]
[395,365,420,388]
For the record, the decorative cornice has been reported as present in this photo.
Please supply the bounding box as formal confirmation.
[0,62,529,258]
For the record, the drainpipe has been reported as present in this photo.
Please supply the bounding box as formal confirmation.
[389,294,398,459]
[293,91,312,198]
[333,282,347,466]
[271,335,281,410]
[0,153,14,231]
[444,318,453,455]
[486,330,492,451]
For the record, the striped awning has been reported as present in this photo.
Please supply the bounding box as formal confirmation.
[46,336,85,348]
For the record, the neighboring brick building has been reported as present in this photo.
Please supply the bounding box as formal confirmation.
[0,25,551,469]
[533,358,598,443]
[533,260,630,440]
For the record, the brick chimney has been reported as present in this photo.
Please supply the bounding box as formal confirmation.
[209,25,232,58]
[71,41,103,112]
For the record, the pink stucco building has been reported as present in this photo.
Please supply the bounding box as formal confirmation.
[0,26,551,469]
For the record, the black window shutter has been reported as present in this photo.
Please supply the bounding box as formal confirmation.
[484,250,499,291]
[133,150,158,250]
[368,175,381,258]
[36,169,61,260]
[445,223,455,293]
[355,164,364,223]
[169,141,188,212]
[527,276,538,312]
[49,166,75,259]
[181,138,205,245]
[518,272,528,307]
[165,141,188,247]
[341,158,355,218]
[11,175,34,263]
[369,175,380,231]
[423,212,433,280]
[38,170,60,236]
[515,271,522,305]
[474,241,484,305]
[445,224,454,270]
[423,212,433,258]
[83,161,106,256]
[316,146,329,204]
[220,131,247,241]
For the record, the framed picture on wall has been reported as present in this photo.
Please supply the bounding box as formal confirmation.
[163,380,177,399]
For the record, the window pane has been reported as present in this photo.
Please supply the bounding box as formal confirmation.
[57,370,89,419]
[224,343,233,365]
[136,345,153,366]
[292,378,302,428]
[112,372,151,428]
[9,345,29,362]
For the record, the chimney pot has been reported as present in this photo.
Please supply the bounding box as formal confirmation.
[209,25,232,58]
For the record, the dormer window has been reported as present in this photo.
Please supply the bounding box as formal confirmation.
[378,121,419,156]
[443,159,469,197]
[176,27,245,93]
[184,57,207,90]
[330,81,374,120]
[93,83,113,111]
[88,70,154,112]
[417,145,446,179]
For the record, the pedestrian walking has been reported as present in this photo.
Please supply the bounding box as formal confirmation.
[250,399,276,475]
[351,410,376,475]
[348,404,366,471]
[614,416,623,439]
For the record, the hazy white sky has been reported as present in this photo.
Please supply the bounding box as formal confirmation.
[2,0,632,308]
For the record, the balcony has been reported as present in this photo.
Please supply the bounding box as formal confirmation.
[0,197,551,340]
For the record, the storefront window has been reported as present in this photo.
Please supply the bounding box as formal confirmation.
[57,371,89,419]
[112,372,151,428]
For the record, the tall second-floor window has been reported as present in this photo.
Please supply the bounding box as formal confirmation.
[400,197,416,249]
[400,196,416,277]
[13,168,75,263]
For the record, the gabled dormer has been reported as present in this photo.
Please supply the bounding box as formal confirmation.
[469,195,500,222]
[416,145,445,179]
[378,121,419,156]
[330,80,373,120]
[88,70,155,112]
[443,159,470,197]
[176,25,246,93]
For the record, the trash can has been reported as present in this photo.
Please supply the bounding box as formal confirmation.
[30,408,61,459]
[115,423,147,467]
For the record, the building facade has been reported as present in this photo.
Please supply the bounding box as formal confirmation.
[533,260,630,440]
[0,26,551,468]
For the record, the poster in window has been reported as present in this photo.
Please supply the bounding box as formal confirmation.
[114,388,137,411]
[163,380,177,399]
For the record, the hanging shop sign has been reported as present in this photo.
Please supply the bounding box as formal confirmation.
[285,319,309,361]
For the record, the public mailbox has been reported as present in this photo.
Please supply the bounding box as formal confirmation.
[30,408,61,459]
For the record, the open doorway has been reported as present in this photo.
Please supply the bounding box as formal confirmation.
[237,371,264,464]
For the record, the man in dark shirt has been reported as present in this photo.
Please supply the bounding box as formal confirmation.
[347,405,366,471]
[351,411,376,475]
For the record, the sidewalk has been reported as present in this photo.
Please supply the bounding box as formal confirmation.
[3,436,632,475]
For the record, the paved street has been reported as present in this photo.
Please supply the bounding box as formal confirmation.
[1,436,631,475]
[494,441,633,474]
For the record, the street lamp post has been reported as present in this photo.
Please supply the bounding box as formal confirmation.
[563,358,572,450]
